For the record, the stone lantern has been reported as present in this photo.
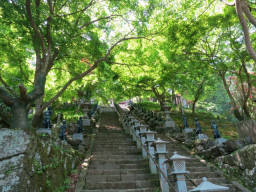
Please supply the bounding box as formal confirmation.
[170,151,190,192]
[144,130,157,174]
[189,177,229,192]
[163,102,176,131]
[153,138,169,192]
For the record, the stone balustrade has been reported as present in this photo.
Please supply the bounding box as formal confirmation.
[114,103,230,192]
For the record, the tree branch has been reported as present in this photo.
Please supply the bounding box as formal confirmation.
[19,84,28,102]
[0,74,16,96]
[80,14,122,29]
[221,0,235,6]
[25,0,46,55]
[236,1,256,62]
[242,1,256,27]
[0,104,11,126]
[0,87,15,106]
[58,0,94,17]
[19,64,33,85]
[39,34,148,111]
[105,36,149,60]
[41,63,98,112]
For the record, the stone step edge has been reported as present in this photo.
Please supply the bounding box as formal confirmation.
[75,133,98,192]
[80,187,158,192]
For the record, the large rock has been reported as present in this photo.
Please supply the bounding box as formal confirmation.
[197,145,226,159]
[0,128,82,192]
[0,129,30,192]
[223,139,244,154]
[216,144,256,190]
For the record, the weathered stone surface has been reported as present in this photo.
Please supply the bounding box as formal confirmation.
[0,129,30,159]
[216,144,256,190]
[0,128,82,192]
[0,129,30,192]
[197,145,226,159]
[36,128,52,136]
[223,139,244,154]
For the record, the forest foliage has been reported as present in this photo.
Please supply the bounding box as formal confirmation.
[0,0,256,128]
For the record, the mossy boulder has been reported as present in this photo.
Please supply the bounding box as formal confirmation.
[216,144,256,190]
[0,128,83,192]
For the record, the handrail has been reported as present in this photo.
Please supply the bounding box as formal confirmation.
[114,103,178,191]
[138,134,177,192]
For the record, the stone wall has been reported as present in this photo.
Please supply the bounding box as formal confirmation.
[216,144,256,190]
[0,128,83,192]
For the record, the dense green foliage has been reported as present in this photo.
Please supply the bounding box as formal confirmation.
[0,0,256,128]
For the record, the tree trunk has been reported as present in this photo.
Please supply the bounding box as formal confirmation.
[159,99,165,111]
[32,96,44,128]
[10,101,29,129]
[192,79,205,117]
[233,108,244,121]
[192,101,196,116]
[32,112,43,128]
[220,72,245,121]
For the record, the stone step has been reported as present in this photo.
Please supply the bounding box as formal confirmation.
[81,187,157,192]
[90,159,148,165]
[89,162,149,170]
[184,166,210,172]
[93,145,136,149]
[86,173,158,182]
[93,142,135,146]
[187,171,221,178]
[87,168,150,175]
[98,130,122,134]
[95,136,131,140]
[85,180,157,190]
[96,133,125,136]
[91,154,144,160]
[92,149,141,155]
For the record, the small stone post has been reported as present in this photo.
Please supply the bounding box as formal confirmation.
[139,125,147,159]
[132,121,140,142]
[145,130,157,174]
[135,124,141,149]
[129,118,136,141]
[170,152,190,192]
[153,138,169,192]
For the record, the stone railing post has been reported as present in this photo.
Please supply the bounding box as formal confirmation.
[145,130,157,174]
[139,125,147,159]
[135,124,141,149]
[130,119,137,142]
[153,138,169,192]
[169,152,190,192]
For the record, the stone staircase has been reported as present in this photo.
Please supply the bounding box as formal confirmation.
[77,109,248,192]
[80,111,159,192]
